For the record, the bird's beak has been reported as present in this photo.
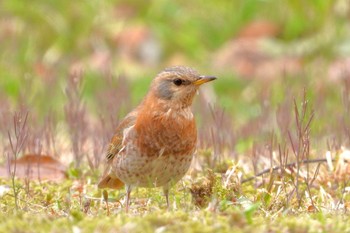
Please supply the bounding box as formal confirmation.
[193,76,217,86]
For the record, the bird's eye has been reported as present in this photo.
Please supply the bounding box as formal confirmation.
[173,78,183,86]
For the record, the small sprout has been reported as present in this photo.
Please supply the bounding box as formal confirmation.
[103,190,110,216]
[102,190,108,201]
[45,193,53,206]
[243,203,260,225]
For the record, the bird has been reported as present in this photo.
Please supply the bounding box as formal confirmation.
[98,66,216,212]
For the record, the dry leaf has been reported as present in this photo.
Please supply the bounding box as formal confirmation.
[307,205,317,213]
[0,154,66,181]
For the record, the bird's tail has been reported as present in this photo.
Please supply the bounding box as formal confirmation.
[98,175,125,189]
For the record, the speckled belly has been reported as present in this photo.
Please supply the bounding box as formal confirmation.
[113,152,193,188]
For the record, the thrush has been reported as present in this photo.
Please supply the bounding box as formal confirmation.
[98,66,216,212]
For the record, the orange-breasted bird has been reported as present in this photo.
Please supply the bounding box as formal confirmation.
[98,66,216,212]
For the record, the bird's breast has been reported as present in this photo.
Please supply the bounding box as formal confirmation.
[135,108,197,157]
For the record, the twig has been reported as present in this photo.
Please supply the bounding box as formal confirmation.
[241,158,332,183]
[7,111,29,211]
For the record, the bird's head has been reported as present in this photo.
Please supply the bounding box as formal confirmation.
[149,66,216,109]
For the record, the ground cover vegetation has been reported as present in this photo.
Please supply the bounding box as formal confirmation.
[1,0,350,232]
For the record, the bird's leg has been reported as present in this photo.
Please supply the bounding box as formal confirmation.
[125,185,132,213]
[163,186,170,210]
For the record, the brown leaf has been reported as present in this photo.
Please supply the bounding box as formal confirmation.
[0,154,66,181]
[307,205,317,213]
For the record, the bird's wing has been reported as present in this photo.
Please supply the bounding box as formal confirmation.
[98,109,138,190]
[98,109,138,189]
[106,110,138,162]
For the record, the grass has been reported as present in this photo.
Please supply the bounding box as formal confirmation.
[1,209,349,233]
[1,170,350,233]
[2,0,350,232]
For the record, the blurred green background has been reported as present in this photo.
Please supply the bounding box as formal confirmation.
[1,0,350,151]
[1,0,348,93]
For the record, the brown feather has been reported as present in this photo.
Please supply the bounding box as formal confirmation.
[98,175,124,189]
[106,110,138,162]
[134,95,197,158]
[98,110,138,190]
